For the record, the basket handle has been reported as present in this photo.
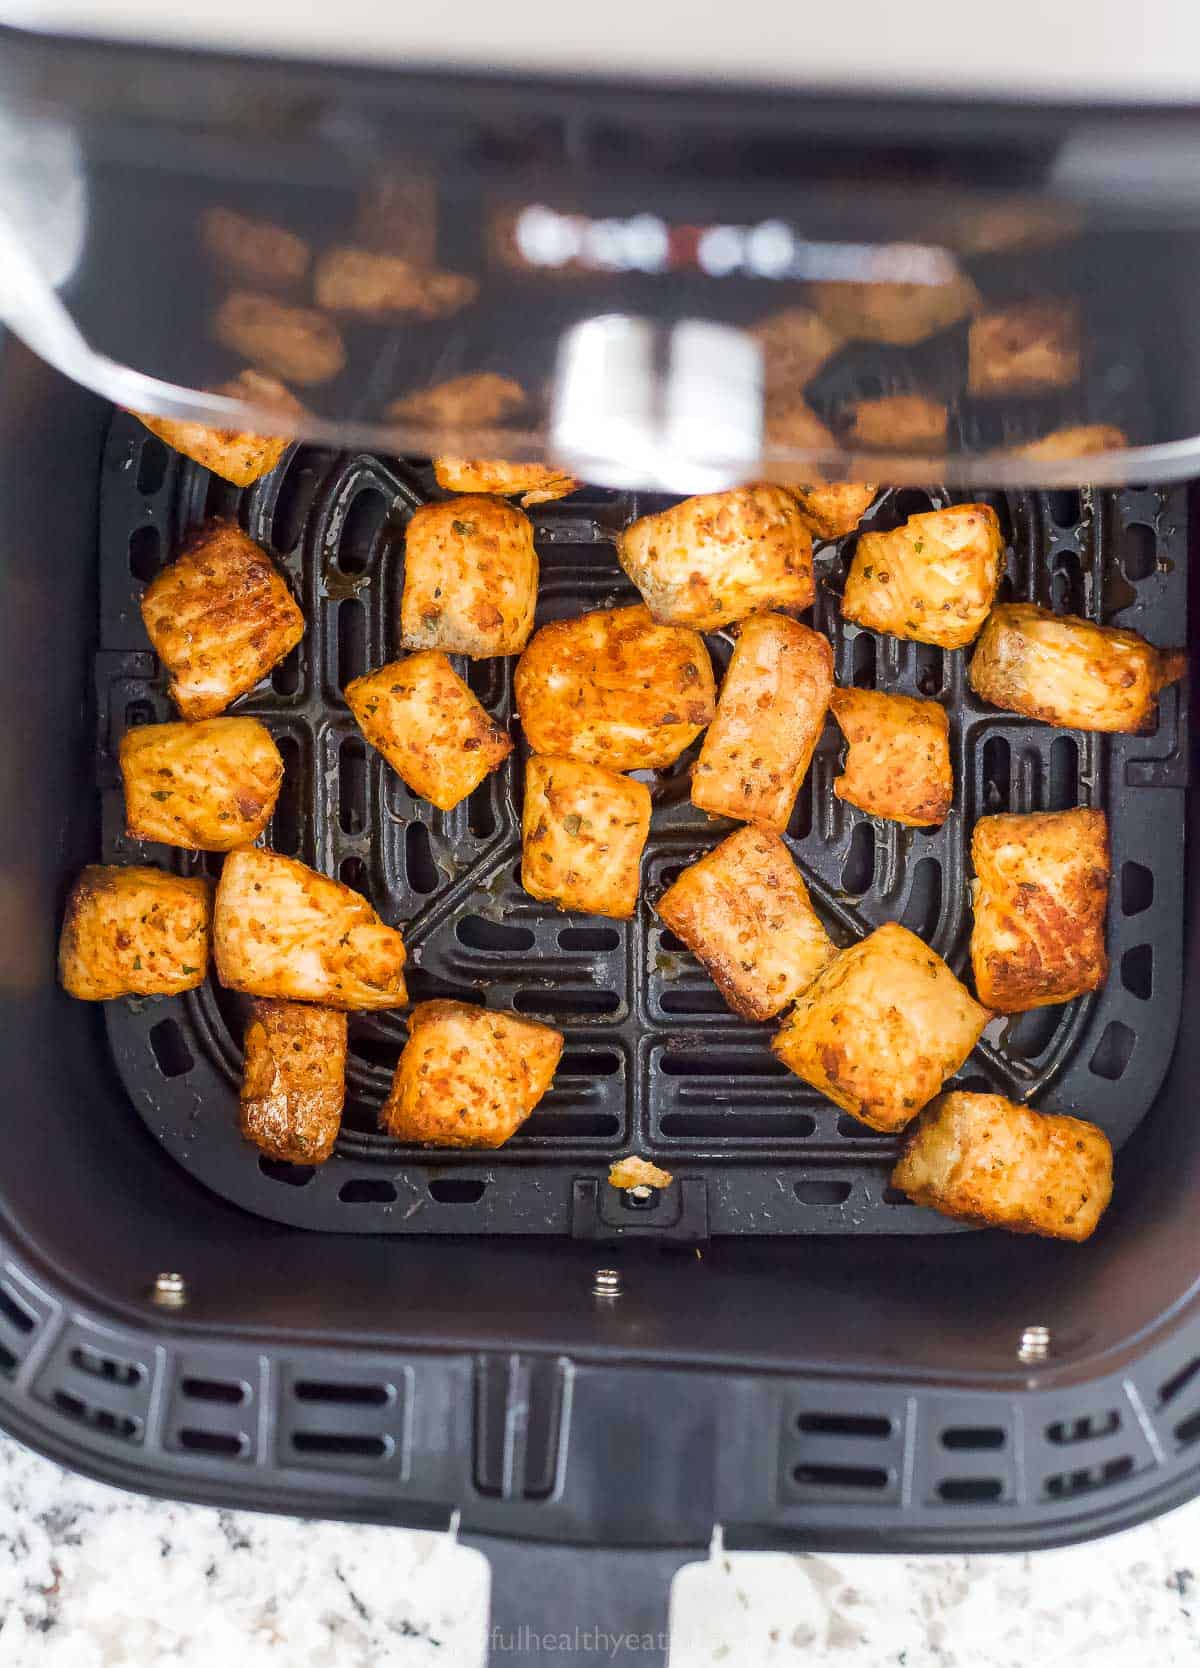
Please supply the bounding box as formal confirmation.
[467,1534,699,1666]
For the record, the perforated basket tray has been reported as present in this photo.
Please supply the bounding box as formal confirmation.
[94,415,1188,1236]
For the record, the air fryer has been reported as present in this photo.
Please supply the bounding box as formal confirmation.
[0,18,1199,1668]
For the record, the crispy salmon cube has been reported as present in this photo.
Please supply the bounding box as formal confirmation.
[381,1000,563,1148]
[400,496,538,658]
[830,687,952,828]
[522,755,651,919]
[314,247,477,319]
[970,807,1109,1012]
[200,206,310,287]
[892,1091,1113,1241]
[809,273,980,345]
[656,826,836,1021]
[141,521,305,720]
[240,999,347,1165]
[131,370,306,488]
[431,458,579,506]
[1006,425,1127,462]
[345,652,512,812]
[842,504,1004,650]
[214,847,406,1010]
[212,290,345,385]
[968,604,1185,733]
[787,484,877,542]
[515,605,716,771]
[120,717,284,851]
[692,615,833,831]
[772,922,991,1132]
[968,300,1080,397]
[59,865,211,1000]
[386,373,526,429]
[845,393,948,452]
[616,485,814,631]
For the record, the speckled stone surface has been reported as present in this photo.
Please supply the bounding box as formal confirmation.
[0,1433,1197,1665]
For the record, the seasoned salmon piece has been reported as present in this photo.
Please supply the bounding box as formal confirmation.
[131,371,306,488]
[842,504,1004,650]
[787,483,877,542]
[431,458,579,506]
[400,496,538,658]
[240,999,347,1165]
[830,688,952,828]
[521,755,651,919]
[59,865,211,1001]
[120,717,284,851]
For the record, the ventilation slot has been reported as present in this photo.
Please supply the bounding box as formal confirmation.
[793,1463,889,1491]
[841,822,875,894]
[338,1179,398,1204]
[937,1477,1003,1502]
[466,656,504,707]
[428,1178,488,1204]
[837,1115,891,1140]
[660,1113,816,1139]
[271,737,302,855]
[660,987,736,1015]
[1047,1411,1121,1445]
[559,926,620,953]
[405,821,439,894]
[0,1286,37,1337]
[514,988,621,1017]
[1045,1456,1134,1498]
[340,856,369,893]
[1048,490,1081,527]
[981,735,1010,813]
[294,1380,391,1406]
[339,488,387,575]
[292,1431,390,1459]
[259,1156,316,1188]
[1176,1412,1200,1448]
[794,1180,853,1205]
[53,1390,140,1441]
[914,643,943,698]
[1089,1020,1135,1081]
[901,857,942,941]
[1121,944,1152,1001]
[339,736,368,835]
[530,1111,621,1137]
[177,1428,247,1457]
[1051,549,1084,614]
[850,631,876,689]
[1123,522,1156,582]
[559,1050,622,1077]
[70,1346,144,1389]
[474,1355,563,1500]
[337,598,367,689]
[467,782,497,839]
[1004,1005,1064,1062]
[941,1426,1005,1451]
[1121,861,1153,916]
[1047,735,1078,810]
[180,1377,248,1406]
[660,1051,789,1078]
[136,437,167,495]
[128,524,161,582]
[1159,1357,1200,1408]
[796,1413,892,1439]
[271,645,302,697]
[272,450,322,553]
[456,916,535,953]
[149,1018,194,1079]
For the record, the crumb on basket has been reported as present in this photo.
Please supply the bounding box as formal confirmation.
[608,1156,674,1190]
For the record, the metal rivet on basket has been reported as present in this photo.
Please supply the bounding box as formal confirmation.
[1017,1324,1051,1364]
[151,1272,188,1308]
[593,1267,623,1299]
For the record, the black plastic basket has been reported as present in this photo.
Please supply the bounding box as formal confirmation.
[0,335,1197,1668]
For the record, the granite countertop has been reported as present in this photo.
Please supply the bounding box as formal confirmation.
[1,1432,1198,1666]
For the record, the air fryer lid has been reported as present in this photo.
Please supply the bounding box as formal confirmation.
[7,28,1200,487]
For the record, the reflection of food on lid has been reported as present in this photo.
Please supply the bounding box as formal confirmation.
[314,247,478,319]
[201,206,310,288]
[386,373,526,428]
[130,369,307,488]
[1006,424,1128,461]
[352,172,437,268]
[968,300,1080,397]
[432,458,578,506]
[764,393,837,453]
[845,392,948,452]
[944,200,1081,256]
[213,291,346,386]
[750,306,842,396]
[809,271,980,345]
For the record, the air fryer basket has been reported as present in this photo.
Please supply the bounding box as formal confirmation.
[0,335,1199,1664]
[97,416,1185,1236]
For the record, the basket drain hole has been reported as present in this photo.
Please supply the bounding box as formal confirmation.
[272,738,303,856]
[796,1412,892,1439]
[1121,861,1154,916]
[339,736,368,834]
[1047,490,1081,528]
[292,1431,391,1458]
[136,437,167,496]
[1159,1357,1200,1408]
[339,488,388,575]
[0,1286,35,1335]
[941,1425,1005,1451]
[128,525,161,583]
[841,822,875,895]
[559,926,620,953]
[429,1178,488,1204]
[1045,1455,1133,1498]
[149,1019,194,1080]
[294,1380,392,1406]
[937,1476,1003,1502]
[337,598,368,688]
[794,1179,852,1205]
[180,1376,248,1406]
[900,858,942,941]
[981,735,1011,814]
[405,822,439,894]
[55,1390,140,1442]
[456,915,535,953]
[70,1345,144,1389]
[1047,1411,1121,1445]
[1089,1020,1135,1081]
[514,988,620,1017]
[793,1463,889,1491]
[1121,944,1152,1001]
[178,1427,247,1457]
[1123,522,1156,583]
[339,1179,398,1204]
[259,1156,316,1188]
